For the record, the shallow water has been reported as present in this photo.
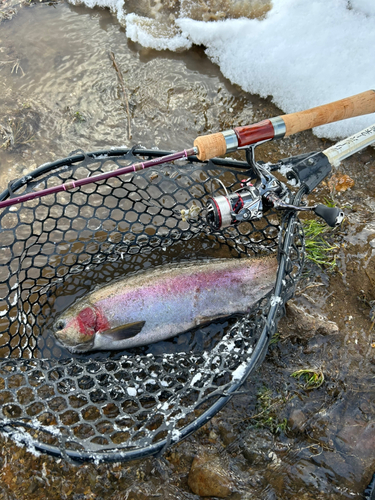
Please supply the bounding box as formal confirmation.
[0,2,375,499]
[0,0,261,187]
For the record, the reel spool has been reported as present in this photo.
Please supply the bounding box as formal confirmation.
[206,178,264,230]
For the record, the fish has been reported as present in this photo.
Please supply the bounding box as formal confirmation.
[53,256,277,353]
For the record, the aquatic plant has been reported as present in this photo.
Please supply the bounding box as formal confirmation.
[0,117,35,149]
[302,218,338,270]
[73,111,86,123]
[291,368,325,390]
[250,386,292,434]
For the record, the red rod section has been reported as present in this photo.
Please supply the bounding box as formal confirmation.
[234,120,275,147]
[0,148,196,210]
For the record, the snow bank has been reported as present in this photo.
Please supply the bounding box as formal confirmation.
[69,0,375,139]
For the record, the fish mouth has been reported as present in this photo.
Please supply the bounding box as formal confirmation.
[54,335,95,354]
[67,340,95,353]
[53,317,95,353]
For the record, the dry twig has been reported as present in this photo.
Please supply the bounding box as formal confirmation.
[109,51,132,140]
[0,58,25,76]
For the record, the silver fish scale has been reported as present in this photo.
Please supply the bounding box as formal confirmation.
[0,149,304,462]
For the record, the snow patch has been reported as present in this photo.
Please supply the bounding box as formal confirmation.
[232,361,247,381]
[126,387,137,396]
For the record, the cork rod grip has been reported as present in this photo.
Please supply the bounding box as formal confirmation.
[282,90,375,136]
[194,133,227,161]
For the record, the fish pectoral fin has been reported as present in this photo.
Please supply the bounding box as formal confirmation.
[101,321,146,341]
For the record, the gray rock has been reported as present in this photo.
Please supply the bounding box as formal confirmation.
[281,302,339,340]
[288,409,308,433]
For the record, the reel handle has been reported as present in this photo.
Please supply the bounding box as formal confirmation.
[264,193,344,228]
[313,204,344,227]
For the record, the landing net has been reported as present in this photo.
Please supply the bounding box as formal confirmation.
[0,148,304,462]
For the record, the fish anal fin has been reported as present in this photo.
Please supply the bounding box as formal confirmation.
[101,321,145,341]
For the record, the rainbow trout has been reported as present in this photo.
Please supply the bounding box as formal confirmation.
[53,257,277,353]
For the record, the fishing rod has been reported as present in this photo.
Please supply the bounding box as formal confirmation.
[205,122,375,229]
[0,94,374,466]
[0,89,374,210]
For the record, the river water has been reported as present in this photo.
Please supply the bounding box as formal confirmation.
[0,1,375,498]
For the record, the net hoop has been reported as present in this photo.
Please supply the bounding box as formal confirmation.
[0,148,304,462]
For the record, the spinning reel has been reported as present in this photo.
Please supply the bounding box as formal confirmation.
[205,145,344,231]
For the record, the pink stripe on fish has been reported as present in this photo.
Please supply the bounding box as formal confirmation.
[127,267,247,301]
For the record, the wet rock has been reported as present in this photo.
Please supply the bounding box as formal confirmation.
[165,442,195,472]
[336,420,375,459]
[111,490,151,500]
[281,302,339,341]
[28,479,40,494]
[289,494,322,500]
[240,428,275,466]
[188,451,233,498]
[288,409,308,433]
[217,420,237,446]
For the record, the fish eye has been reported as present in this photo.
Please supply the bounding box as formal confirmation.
[55,320,66,331]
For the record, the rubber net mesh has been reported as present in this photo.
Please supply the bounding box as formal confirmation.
[0,149,304,461]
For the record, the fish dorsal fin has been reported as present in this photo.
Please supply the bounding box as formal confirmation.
[101,321,145,341]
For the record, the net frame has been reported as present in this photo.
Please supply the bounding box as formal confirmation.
[0,148,305,462]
